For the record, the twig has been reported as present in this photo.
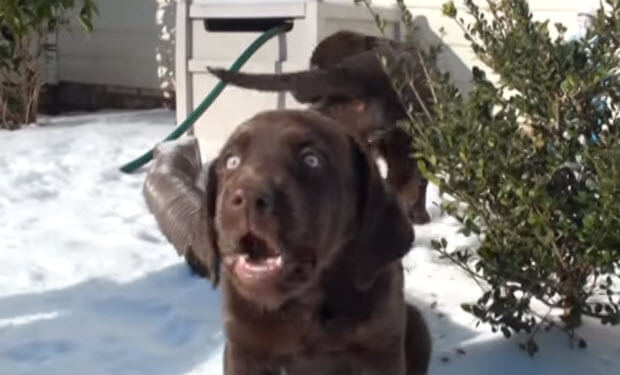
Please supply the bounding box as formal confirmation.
[435,247,487,291]
[405,68,433,121]
[415,50,438,104]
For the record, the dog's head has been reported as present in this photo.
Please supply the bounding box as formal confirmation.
[144,110,413,309]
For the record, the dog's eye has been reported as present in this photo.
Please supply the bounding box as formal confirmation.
[225,155,241,170]
[301,150,321,169]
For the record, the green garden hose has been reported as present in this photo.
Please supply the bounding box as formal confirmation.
[119,24,289,174]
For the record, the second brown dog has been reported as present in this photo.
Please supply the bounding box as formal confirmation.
[208,30,432,224]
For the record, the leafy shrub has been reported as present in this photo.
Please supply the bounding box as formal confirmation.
[0,0,97,129]
[368,0,619,353]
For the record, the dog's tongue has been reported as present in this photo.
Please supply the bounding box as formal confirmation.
[234,254,283,282]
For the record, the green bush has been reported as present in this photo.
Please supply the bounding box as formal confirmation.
[374,0,619,353]
[0,0,97,129]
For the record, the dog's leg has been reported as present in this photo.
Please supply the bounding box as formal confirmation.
[376,128,431,224]
[404,304,431,375]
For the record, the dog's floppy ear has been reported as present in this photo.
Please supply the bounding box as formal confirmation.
[142,137,221,286]
[349,137,414,289]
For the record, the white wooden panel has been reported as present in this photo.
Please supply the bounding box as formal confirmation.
[44,33,59,85]
[190,24,283,62]
[318,2,399,41]
[68,0,161,33]
[404,5,584,91]
[57,32,163,89]
[58,57,160,89]
[283,2,319,67]
[319,19,398,41]
[188,59,304,73]
[56,0,174,90]
[188,0,596,146]
[176,0,192,123]
[58,33,160,62]
[189,6,317,68]
[319,2,400,21]
[190,3,306,18]
[192,74,281,146]
[408,8,580,47]
[191,1,397,144]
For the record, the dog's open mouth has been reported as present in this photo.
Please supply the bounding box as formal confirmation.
[231,233,283,283]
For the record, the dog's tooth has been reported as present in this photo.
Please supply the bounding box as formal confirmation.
[263,256,283,271]
[245,259,267,272]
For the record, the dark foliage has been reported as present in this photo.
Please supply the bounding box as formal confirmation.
[364,0,620,353]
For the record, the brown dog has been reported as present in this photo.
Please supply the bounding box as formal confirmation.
[143,110,431,374]
[208,30,432,224]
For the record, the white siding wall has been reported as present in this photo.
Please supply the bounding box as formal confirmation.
[54,0,595,92]
[56,0,175,90]
[375,0,596,91]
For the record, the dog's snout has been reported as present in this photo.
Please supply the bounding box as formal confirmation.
[229,186,275,216]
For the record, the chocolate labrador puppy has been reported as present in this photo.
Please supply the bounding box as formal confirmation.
[143,110,431,374]
[208,30,433,224]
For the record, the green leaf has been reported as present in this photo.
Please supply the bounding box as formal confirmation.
[442,2,458,18]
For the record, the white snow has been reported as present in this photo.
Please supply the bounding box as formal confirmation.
[0,109,618,375]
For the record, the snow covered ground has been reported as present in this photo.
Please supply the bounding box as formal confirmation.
[0,110,618,375]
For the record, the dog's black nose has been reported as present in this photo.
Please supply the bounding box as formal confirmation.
[230,186,275,216]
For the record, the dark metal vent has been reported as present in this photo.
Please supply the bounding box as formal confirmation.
[204,18,294,32]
